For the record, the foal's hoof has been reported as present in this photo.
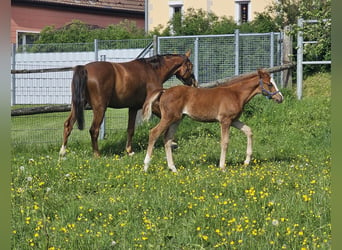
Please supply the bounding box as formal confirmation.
[128,151,135,156]
[171,142,178,150]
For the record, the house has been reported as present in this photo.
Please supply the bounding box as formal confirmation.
[146,0,273,32]
[11,0,274,46]
[11,0,145,45]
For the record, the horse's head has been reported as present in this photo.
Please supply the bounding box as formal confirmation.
[257,69,283,103]
[174,50,198,87]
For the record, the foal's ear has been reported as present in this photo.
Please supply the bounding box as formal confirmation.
[257,68,267,78]
[185,49,191,58]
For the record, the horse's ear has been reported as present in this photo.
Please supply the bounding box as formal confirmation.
[257,68,266,78]
[185,50,191,58]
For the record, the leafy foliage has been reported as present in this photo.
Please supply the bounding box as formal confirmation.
[265,0,331,74]
[151,8,279,36]
[35,19,145,44]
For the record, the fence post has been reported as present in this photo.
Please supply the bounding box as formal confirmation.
[153,35,158,55]
[194,37,199,82]
[296,18,304,100]
[94,39,99,61]
[234,29,240,75]
[283,26,293,88]
[270,32,275,78]
[11,44,16,106]
[99,54,106,140]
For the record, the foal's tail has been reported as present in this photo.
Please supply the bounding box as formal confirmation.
[71,65,88,130]
[142,89,165,121]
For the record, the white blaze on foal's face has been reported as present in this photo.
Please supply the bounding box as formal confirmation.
[270,77,283,103]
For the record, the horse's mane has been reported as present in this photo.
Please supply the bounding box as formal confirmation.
[137,54,183,69]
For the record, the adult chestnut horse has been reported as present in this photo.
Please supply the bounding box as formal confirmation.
[59,51,197,157]
[142,69,283,172]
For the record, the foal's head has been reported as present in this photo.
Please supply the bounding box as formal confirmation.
[258,69,283,103]
[174,50,198,87]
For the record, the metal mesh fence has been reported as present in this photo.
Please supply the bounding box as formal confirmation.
[159,32,282,85]
[11,32,283,145]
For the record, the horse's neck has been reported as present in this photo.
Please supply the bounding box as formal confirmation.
[159,58,183,82]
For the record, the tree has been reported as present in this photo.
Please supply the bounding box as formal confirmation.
[263,0,331,73]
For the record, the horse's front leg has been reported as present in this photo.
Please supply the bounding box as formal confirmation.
[126,108,138,156]
[231,120,253,166]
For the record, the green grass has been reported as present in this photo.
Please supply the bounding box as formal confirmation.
[11,108,129,145]
[11,72,331,249]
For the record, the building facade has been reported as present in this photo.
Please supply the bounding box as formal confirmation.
[11,0,145,45]
[146,0,273,31]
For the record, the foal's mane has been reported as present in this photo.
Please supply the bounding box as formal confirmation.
[201,70,264,88]
[220,71,259,87]
[137,54,184,70]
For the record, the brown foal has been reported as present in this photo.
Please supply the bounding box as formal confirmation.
[59,51,197,158]
[142,69,283,172]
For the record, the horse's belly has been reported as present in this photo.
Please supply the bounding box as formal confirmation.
[183,106,218,122]
[108,96,143,109]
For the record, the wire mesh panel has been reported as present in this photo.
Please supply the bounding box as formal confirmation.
[197,35,236,82]
[11,33,283,145]
[158,32,282,86]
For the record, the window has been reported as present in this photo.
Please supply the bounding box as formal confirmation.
[17,31,40,50]
[169,1,183,34]
[169,1,183,19]
[235,0,251,24]
[240,3,248,23]
[174,6,182,14]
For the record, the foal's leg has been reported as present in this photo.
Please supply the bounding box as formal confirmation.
[89,106,106,157]
[231,120,253,166]
[59,109,76,157]
[144,119,171,172]
[125,108,138,156]
[164,121,180,173]
[219,121,231,171]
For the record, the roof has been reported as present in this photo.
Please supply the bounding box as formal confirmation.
[12,0,145,13]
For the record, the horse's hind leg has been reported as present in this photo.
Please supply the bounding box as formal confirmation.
[125,108,138,156]
[219,121,231,171]
[144,119,171,172]
[164,121,180,172]
[232,120,253,166]
[90,107,106,157]
[59,110,76,157]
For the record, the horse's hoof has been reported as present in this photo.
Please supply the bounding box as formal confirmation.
[128,152,135,156]
[59,145,67,157]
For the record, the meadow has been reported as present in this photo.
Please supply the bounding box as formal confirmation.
[11,73,331,249]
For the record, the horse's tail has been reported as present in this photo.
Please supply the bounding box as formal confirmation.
[142,89,165,122]
[71,65,88,130]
